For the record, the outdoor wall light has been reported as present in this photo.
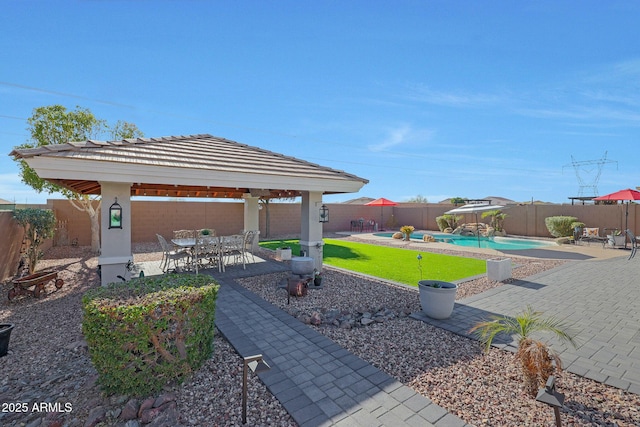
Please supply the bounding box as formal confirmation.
[242,354,271,424]
[535,376,564,427]
[319,204,329,223]
[108,197,122,229]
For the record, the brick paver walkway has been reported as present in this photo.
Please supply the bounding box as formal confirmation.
[209,258,469,426]
[413,254,640,395]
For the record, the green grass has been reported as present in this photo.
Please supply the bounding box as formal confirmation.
[260,238,486,287]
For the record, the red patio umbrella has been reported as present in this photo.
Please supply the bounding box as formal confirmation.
[365,197,398,231]
[594,188,640,243]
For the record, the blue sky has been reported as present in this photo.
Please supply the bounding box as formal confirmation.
[1,1,638,205]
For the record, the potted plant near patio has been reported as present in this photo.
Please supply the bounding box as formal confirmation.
[416,254,457,319]
[607,230,625,247]
[312,269,323,288]
[0,324,15,357]
[276,246,292,261]
[418,280,458,319]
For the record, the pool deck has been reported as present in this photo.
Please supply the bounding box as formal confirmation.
[343,231,627,261]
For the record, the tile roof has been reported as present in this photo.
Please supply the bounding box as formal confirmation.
[11,134,368,199]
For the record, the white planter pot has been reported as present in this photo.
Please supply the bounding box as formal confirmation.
[418,280,457,320]
[276,248,292,261]
[607,235,625,247]
[486,258,512,282]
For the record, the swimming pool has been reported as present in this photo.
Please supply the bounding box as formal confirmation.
[373,232,556,250]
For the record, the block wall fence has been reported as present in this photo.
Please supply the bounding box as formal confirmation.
[1,199,637,282]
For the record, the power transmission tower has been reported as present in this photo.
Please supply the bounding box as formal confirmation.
[563,152,617,197]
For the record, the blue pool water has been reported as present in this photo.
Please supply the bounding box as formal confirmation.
[373,232,555,250]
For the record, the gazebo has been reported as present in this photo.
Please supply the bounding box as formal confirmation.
[11,134,368,285]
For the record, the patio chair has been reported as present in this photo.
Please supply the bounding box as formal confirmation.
[243,230,260,263]
[157,234,190,273]
[580,227,606,245]
[624,229,638,260]
[199,235,224,272]
[221,234,246,270]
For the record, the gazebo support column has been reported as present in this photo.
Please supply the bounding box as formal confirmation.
[99,181,132,287]
[243,195,260,252]
[300,191,324,272]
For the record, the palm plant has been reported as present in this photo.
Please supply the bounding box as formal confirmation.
[481,209,507,232]
[470,305,577,397]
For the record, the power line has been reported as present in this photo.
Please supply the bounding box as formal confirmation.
[563,151,618,197]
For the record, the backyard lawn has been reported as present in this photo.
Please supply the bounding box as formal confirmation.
[259,238,486,286]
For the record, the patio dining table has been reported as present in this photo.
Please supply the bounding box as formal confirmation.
[171,235,243,273]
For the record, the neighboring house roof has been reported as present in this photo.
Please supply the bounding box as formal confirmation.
[10,134,368,199]
[0,198,13,204]
[482,196,517,205]
[341,197,375,204]
[438,196,517,205]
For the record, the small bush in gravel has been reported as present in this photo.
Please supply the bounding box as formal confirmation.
[470,305,578,397]
[13,208,57,273]
[82,274,219,396]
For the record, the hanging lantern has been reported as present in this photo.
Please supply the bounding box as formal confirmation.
[109,197,122,229]
[319,204,329,223]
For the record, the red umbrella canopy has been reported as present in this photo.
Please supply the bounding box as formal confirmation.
[365,197,398,206]
[594,188,640,201]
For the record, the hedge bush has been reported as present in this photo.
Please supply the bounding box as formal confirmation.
[544,216,579,238]
[82,274,219,396]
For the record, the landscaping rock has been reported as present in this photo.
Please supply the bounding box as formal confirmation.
[119,399,140,421]
[84,406,106,427]
[137,397,155,418]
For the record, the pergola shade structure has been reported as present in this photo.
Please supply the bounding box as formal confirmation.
[11,134,368,285]
[10,134,368,199]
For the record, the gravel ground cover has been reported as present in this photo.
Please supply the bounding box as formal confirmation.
[1,237,638,426]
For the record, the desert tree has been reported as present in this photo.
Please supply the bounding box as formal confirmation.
[14,105,143,252]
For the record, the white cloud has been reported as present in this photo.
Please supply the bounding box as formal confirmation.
[405,84,505,108]
[367,125,434,152]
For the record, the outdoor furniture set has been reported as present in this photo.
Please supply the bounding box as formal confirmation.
[350,218,377,232]
[574,226,639,260]
[157,229,259,274]
[574,227,624,248]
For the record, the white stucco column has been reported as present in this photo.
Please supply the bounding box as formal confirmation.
[300,191,324,272]
[99,182,132,286]
[243,195,260,251]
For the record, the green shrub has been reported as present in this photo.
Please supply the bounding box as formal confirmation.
[82,274,219,396]
[544,216,579,237]
[13,208,56,273]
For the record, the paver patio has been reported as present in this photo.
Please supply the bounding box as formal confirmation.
[413,253,640,394]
